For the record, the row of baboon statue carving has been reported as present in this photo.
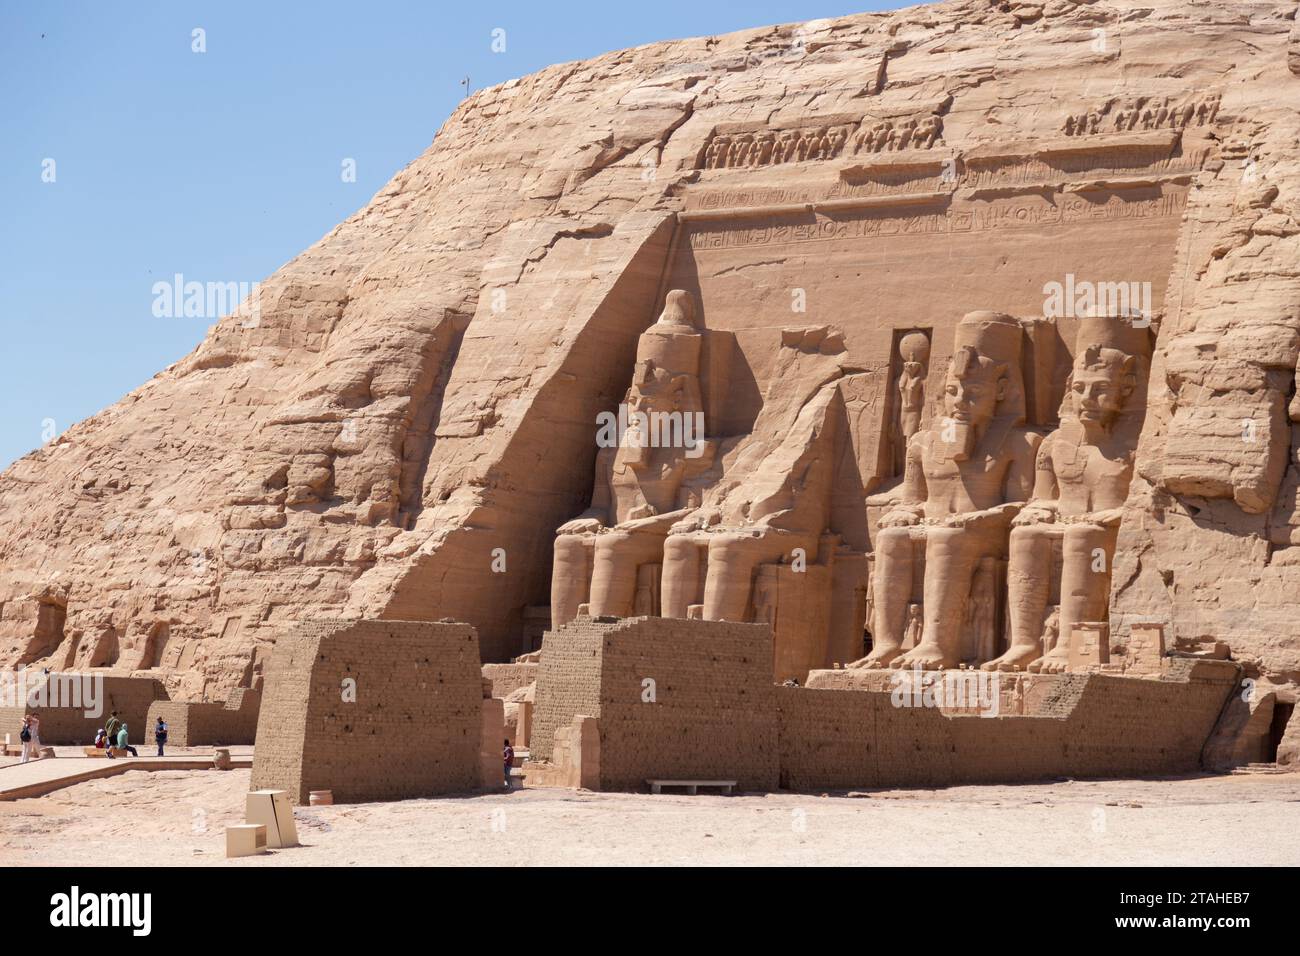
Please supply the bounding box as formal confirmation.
[1062,93,1221,137]
[700,116,943,169]
[551,291,1151,677]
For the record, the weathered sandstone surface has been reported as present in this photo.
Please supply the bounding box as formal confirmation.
[3,0,1300,706]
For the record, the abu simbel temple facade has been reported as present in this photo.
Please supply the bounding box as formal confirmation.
[3,0,1300,796]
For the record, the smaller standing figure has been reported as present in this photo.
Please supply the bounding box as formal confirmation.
[902,603,923,650]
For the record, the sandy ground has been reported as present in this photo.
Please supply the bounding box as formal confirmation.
[2,769,1298,866]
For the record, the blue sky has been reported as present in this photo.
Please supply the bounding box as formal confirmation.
[0,0,911,471]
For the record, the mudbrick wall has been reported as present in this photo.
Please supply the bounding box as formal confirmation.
[0,675,168,746]
[531,616,779,790]
[530,618,1238,791]
[250,619,483,803]
[144,688,261,747]
[779,658,1238,790]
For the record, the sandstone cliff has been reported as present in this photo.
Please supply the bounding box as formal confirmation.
[3,0,1300,702]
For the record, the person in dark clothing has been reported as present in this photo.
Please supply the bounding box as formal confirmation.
[154,717,168,756]
[503,739,514,789]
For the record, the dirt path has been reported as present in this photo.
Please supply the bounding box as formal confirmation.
[2,770,1296,866]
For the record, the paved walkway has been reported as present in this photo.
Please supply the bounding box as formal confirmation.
[0,746,254,801]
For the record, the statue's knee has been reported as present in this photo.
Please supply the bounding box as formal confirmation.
[554,535,588,566]
[1009,525,1047,554]
[1063,523,1110,560]
[594,531,634,556]
[877,525,913,548]
[664,536,696,563]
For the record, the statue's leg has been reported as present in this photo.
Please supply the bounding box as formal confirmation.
[986,524,1056,671]
[861,526,915,667]
[896,525,976,670]
[1037,522,1118,674]
[551,533,592,628]
[588,530,667,619]
[702,531,794,623]
[660,535,702,618]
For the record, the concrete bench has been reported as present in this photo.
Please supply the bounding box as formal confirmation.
[83,747,132,758]
[646,779,736,795]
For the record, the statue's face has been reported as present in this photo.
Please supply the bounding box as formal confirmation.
[628,368,683,417]
[943,363,1002,426]
[1070,355,1130,426]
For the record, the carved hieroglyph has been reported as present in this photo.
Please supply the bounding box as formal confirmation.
[864,312,1040,671]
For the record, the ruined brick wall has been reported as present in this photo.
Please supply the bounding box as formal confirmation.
[596,618,778,791]
[777,659,1238,790]
[145,688,261,746]
[530,618,607,761]
[530,616,779,790]
[1059,659,1239,777]
[0,675,168,745]
[250,619,483,803]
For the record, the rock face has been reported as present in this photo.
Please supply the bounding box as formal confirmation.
[3,0,1300,707]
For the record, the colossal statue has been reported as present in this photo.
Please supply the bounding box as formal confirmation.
[984,315,1151,672]
[550,290,715,627]
[861,311,1041,670]
[658,328,867,680]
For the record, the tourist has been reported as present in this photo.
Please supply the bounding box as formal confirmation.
[94,728,108,749]
[27,712,41,760]
[19,715,37,763]
[155,717,168,756]
[104,710,121,745]
[115,722,138,758]
[503,738,514,789]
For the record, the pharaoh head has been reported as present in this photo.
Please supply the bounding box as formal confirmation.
[626,290,705,436]
[1067,314,1150,431]
[1069,347,1135,428]
[943,313,1023,424]
[944,347,1007,426]
[628,362,689,417]
[938,312,1025,459]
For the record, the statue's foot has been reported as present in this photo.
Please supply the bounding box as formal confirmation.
[1034,652,1070,674]
[855,647,903,669]
[894,644,957,671]
[981,645,1043,672]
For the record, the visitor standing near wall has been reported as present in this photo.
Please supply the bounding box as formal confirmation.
[105,711,122,758]
[155,717,168,756]
[503,739,514,789]
[116,722,138,758]
[18,714,38,763]
[28,713,41,758]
